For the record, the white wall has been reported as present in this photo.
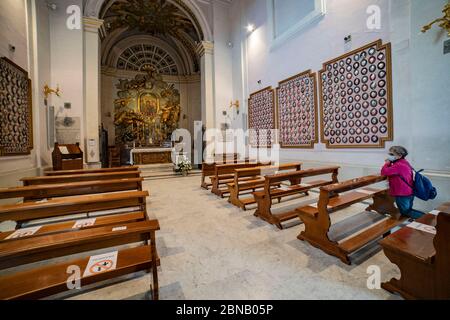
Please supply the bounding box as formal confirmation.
[0,0,40,187]
[48,0,85,151]
[229,0,450,210]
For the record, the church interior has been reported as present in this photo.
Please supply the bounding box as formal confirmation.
[0,0,449,301]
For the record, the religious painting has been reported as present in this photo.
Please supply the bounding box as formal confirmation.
[276,70,318,148]
[114,66,181,146]
[0,57,33,156]
[139,93,159,118]
[319,40,393,148]
[248,87,276,148]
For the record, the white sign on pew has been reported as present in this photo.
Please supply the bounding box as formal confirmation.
[5,226,42,240]
[83,251,118,277]
[406,222,436,235]
[72,218,96,229]
[429,210,441,216]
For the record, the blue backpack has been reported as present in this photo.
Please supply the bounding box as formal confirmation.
[399,169,437,201]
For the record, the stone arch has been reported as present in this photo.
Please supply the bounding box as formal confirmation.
[83,0,213,41]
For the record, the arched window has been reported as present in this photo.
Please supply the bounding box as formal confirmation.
[116,44,179,75]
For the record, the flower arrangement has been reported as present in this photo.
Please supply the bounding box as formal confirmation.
[175,156,192,176]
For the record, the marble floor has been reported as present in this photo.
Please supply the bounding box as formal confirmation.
[64,175,402,300]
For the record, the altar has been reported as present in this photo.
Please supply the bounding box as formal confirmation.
[130,148,174,165]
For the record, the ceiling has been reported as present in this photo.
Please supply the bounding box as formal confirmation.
[100,0,204,75]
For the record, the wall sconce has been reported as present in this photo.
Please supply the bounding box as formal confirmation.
[43,84,61,100]
[230,100,240,114]
[246,24,255,33]
[422,3,450,36]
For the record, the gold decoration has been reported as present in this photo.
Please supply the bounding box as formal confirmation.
[230,100,240,110]
[43,84,61,99]
[113,67,181,146]
[422,3,450,36]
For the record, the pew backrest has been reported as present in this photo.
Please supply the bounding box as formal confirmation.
[21,171,141,186]
[234,163,302,186]
[0,190,149,224]
[0,178,144,201]
[43,166,140,176]
[264,166,339,196]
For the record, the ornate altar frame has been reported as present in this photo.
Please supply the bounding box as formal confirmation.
[248,86,276,148]
[276,69,319,149]
[319,39,394,149]
[0,57,33,156]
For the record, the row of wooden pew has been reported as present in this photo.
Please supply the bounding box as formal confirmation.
[201,160,449,299]
[0,166,160,300]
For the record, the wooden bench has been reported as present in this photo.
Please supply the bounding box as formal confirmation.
[380,202,450,299]
[0,190,149,228]
[0,178,143,202]
[296,175,404,264]
[201,156,249,190]
[253,166,340,229]
[21,171,141,186]
[210,162,271,197]
[227,163,302,210]
[43,166,139,176]
[0,219,160,300]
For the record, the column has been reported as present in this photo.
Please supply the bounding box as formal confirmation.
[83,17,103,166]
[196,41,215,130]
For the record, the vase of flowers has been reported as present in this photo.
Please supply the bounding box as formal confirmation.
[175,156,192,176]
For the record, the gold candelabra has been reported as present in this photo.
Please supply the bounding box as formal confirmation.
[230,100,240,110]
[422,3,450,36]
[43,84,61,99]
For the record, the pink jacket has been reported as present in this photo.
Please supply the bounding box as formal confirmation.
[381,159,414,197]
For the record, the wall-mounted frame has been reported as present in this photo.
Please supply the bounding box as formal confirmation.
[319,40,394,149]
[0,57,33,156]
[276,69,318,148]
[248,87,276,148]
[267,0,326,51]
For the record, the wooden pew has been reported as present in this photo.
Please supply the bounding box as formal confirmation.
[0,219,160,300]
[210,162,271,197]
[296,175,404,264]
[0,190,149,228]
[253,166,339,229]
[0,178,143,202]
[43,166,139,176]
[201,156,249,190]
[227,163,302,210]
[380,203,450,299]
[21,171,141,186]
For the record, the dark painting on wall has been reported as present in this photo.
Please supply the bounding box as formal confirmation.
[319,40,393,148]
[0,57,33,156]
[277,70,318,148]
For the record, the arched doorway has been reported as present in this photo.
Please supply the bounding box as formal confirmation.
[85,0,215,166]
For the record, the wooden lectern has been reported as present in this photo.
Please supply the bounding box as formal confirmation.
[52,142,83,171]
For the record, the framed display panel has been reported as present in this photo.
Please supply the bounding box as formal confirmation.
[0,57,33,156]
[276,69,318,148]
[248,87,276,148]
[319,40,393,148]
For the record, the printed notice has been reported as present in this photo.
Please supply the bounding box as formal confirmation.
[83,251,118,277]
[112,226,127,232]
[72,218,96,229]
[5,226,42,240]
[407,222,436,234]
